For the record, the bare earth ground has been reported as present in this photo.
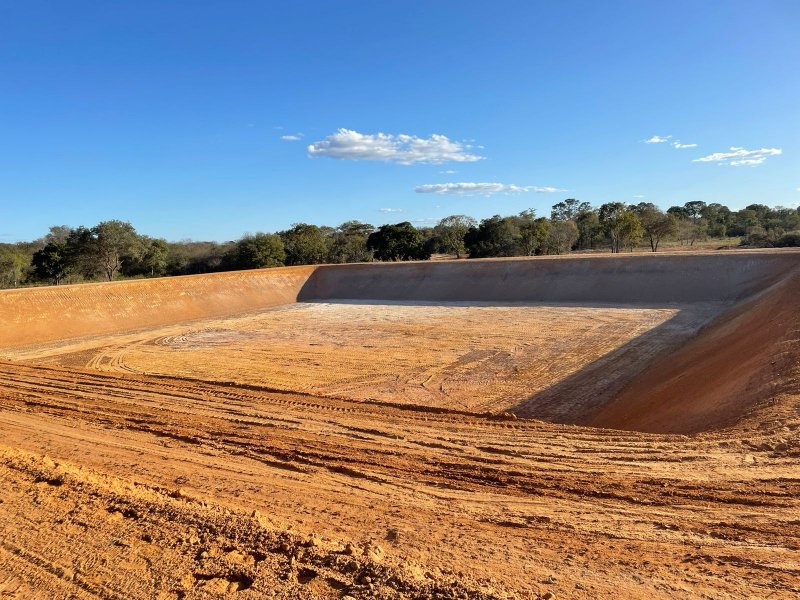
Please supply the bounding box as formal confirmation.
[4,301,722,418]
[0,361,798,599]
[1,256,799,599]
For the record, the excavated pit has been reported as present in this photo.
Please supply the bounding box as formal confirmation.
[1,250,800,599]
[1,250,798,434]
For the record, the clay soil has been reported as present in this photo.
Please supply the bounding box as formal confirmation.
[1,258,799,599]
[6,301,723,418]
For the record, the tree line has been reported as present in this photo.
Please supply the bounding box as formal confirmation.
[1,200,797,288]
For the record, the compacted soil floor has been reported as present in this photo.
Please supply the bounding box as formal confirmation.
[5,301,723,419]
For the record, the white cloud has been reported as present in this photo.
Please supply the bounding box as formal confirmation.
[645,135,697,149]
[307,129,483,164]
[281,133,303,141]
[415,182,532,195]
[633,194,646,199]
[532,186,567,193]
[693,146,782,166]
[378,208,405,213]
[440,169,458,174]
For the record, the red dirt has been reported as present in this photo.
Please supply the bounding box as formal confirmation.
[0,251,798,599]
[590,269,800,433]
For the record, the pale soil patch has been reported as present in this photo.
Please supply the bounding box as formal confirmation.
[7,301,723,416]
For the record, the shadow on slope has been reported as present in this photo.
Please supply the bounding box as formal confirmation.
[508,305,726,425]
[588,269,800,434]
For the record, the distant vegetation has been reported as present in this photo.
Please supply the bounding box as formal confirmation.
[1,200,798,288]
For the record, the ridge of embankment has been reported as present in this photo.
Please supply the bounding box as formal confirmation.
[0,266,315,348]
[2,251,797,350]
[298,251,798,304]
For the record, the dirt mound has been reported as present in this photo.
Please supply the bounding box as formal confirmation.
[589,268,800,433]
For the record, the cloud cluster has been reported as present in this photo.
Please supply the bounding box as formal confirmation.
[531,186,567,193]
[307,129,483,164]
[693,146,782,166]
[414,182,550,196]
[645,135,672,144]
[281,134,303,141]
[645,135,697,149]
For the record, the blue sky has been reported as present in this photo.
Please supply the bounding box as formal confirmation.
[1,1,799,242]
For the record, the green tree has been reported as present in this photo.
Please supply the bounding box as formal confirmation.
[62,226,97,280]
[327,221,374,263]
[141,238,170,276]
[575,211,602,250]
[667,205,690,220]
[545,220,579,254]
[633,203,677,252]
[31,241,71,285]
[598,203,643,252]
[683,201,707,223]
[232,233,286,269]
[366,222,430,261]
[464,215,520,258]
[91,220,140,281]
[700,203,732,237]
[433,215,476,258]
[551,198,592,221]
[279,223,329,266]
[676,217,708,246]
[517,213,550,256]
[0,246,28,288]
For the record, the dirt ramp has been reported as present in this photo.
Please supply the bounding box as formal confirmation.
[589,269,800,434]
[299,252,798,304]
[0,266,315,349]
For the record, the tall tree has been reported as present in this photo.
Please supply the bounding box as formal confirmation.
[700,203,732,237]
[231,233,286,269]
[682,201,707,223]
[327,221,374,263]
[279,223,329,266]
[433,215,476,258]
[367,222,430,261]
[464,215,520,258]
[91,220,140,281]
[676,217,708,246]
[545,220,579,254]
[517,214,550,256]
[0,247,28,288]
[575,211,602,250]
[633,203,677,252]
[551,198,592,221]
[599,203,643,252]
[141,238,170,276]
[31,241,70,285]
